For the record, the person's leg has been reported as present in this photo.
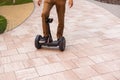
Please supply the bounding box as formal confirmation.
[41,0,54,37]
[55,0,66,39]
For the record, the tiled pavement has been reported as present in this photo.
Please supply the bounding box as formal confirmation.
[0,0,120,80]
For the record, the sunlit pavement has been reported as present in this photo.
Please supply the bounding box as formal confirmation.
[0,0,120,80]
[88,0,120,18]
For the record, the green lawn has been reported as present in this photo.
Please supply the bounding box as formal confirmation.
[0,0,33,6]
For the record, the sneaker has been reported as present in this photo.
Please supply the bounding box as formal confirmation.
[39,36,48,43]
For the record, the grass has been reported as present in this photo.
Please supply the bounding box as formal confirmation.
[0,0,33,6]
[0,15,7,34]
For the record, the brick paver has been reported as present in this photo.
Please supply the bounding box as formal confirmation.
[0,0,120,80]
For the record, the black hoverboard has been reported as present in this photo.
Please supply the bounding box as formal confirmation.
[35,18,66,51]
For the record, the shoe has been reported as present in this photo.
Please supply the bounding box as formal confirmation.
[47,38,53,43]
[57,37,61,41]
[39,36,48,43]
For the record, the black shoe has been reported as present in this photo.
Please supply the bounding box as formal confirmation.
[47,38,53,43]
[39,36,48,43]
[57,37,61,41]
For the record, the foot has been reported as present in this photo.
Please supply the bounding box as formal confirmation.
[47,38,53,43]
[39,36,48,43]
[57,37,62,41]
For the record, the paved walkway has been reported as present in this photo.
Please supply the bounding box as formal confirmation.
[88,0,120,18]
[0,0,120,80]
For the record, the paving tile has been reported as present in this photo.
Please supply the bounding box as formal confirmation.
[1,49,18,57]
[111,71,120,80]
[87,40,103,47]
[34,49,59,57]
[91,60,120,74]
[3,34,13,42]
[70,45,87,58]
[12,36,21,44]
[4,62,24,72]
[36,64,54,76]
[53,70,80,80]
[10,54,29,62]
[38,70,80,80]
[89,55,105,63]
[91,63,112,74]
[36,62,66,76]
[61,60,77,70]
[0,65,4,73]
[28,77,40,80]
[80,45,104,56]
[27,52,38,59]
[23,56,48,68]
[72,57,95,67]
[89,50,120,63]
[100,39,116,46]
[0,42,7,51]
[39,75,55,80]
[0,36,4,42]
[17,46,36,54]
[101,74,117,80]
[85,76,104,80]
[45,54,61,63]
[22,59,35,68]
[106,60,120,71]
[50,62,66,73]
[101,44,120,53]
[101,53,120,61]
[57,53,77,61]
[22,41,34,47]
[15,68,39,80]
[0,72,16,80]
[5,41,16,50]
[73,66,98,79]
[32,57,48,66]
[86,73,117,80]
[0,56,11,64]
